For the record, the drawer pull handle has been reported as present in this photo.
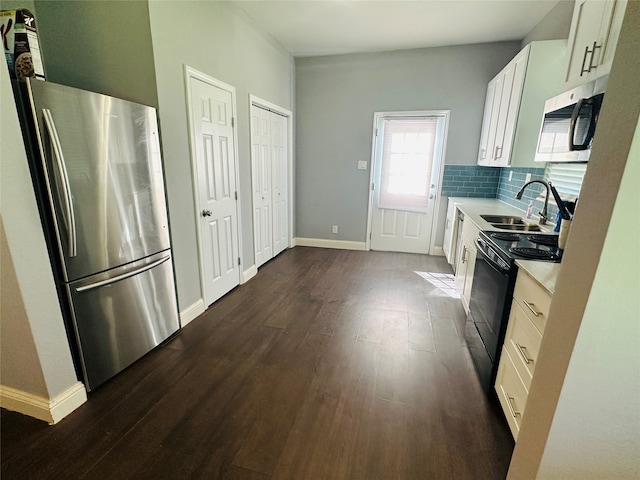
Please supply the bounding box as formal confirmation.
[506,394,521,418]
[523,300,542,317]
[515,342,533,364]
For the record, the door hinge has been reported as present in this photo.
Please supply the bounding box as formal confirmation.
[238,257,241,266]
[369,232,372,240]
[371,183,375,191]
[375,128,379,137]
[231,117,235,128]
[235,191,238,201]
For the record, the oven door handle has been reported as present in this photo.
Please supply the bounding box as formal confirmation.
[474,239,511,276]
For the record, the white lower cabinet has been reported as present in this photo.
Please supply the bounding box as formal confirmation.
[454,218,480,314]
[495,269,552,439]
[443,199,458,266]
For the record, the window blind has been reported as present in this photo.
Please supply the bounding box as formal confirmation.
[378,118,439,213]
[544,162,587,201]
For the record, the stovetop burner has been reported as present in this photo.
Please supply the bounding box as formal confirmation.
[527,235,558,247]
[490,232,521,242]
[509,247,560,260]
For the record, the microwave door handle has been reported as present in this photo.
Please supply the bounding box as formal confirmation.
[42,108,77,257]
[568,98,585,151]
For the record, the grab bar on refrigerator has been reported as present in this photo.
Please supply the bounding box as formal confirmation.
[42,108,77,257]
[75,255,171,293]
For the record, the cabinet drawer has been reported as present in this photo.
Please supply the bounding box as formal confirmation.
[461,218,480,246]
[495,348,528,439]
[513,272,552,334]
[504,302,543,390]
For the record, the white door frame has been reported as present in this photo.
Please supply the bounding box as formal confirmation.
[184,65,244,305]
[249,94,294,252]
[365,110,449,255]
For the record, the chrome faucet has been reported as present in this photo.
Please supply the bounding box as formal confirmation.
[515,180,550,225]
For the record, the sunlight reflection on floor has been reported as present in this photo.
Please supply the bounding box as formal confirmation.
[414,271,460,298]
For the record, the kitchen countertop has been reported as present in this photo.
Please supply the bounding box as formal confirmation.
[448,197,556,234]
[515,260,561,294]
[448,197,561,294]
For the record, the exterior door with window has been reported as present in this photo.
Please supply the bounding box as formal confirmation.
[369,113,448,254]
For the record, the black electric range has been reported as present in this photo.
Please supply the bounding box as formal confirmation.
[465,230,561,393]
[479,230,562,265]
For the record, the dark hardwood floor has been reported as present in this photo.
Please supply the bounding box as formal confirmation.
[1,247,514,479]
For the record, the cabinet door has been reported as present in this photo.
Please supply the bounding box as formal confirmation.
[454,239,468,297]
[593,0,627,78]
[462,241,477,310]
[564,0,626,87]
[443,201,458,265]
[494,48,529,167]
[477,81,497,165]
[565,0,606,84]
[478,75,504,166]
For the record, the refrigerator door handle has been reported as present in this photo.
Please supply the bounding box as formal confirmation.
[75,255,171,293]
[42,108,77,257]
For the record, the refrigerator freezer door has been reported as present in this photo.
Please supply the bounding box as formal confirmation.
[68,250,180,391]
[26,79,171,282]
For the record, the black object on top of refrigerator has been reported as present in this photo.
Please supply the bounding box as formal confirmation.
[15,78,180,391]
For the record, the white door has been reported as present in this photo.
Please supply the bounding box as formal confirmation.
[188,73,240,306]
[271,112,288,257]
[250,102,290,267]
[369,112,449,254]
[250,105,273,267]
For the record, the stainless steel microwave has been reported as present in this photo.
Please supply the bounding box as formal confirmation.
[535,77,606,163]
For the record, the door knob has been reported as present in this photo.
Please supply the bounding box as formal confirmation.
[202,209,212,217]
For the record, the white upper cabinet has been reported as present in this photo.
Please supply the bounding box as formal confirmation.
[477,41,566,168]
[564,0,628,88]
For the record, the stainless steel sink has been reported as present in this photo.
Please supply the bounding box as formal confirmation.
[480,214,525,225]
[492,224,541,231]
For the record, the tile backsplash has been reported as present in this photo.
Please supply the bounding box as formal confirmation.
[441,165,500,198]
[497,167,560,225]
[442,165,561,228]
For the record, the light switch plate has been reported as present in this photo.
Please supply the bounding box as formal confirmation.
[525,173,532,182]
[509,171,513,181]
[357,161,367,170]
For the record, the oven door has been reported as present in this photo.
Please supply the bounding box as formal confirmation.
[467,241,515,365]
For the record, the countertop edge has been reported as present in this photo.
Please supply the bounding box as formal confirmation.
[515,259,561,295]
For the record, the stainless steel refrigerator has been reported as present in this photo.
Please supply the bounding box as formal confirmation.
[18,78,180,391]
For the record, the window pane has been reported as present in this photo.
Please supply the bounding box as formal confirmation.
[378,117,442,213]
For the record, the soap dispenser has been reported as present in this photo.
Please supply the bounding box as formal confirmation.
[526,201,533,219]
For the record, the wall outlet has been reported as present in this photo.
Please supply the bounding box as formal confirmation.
[509,170,513,181]
[525,173,532,183]
[332,225,338,234]
[357,160,367,170]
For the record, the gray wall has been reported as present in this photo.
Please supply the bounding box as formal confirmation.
[295,42,521,243]
[522,0,575,47]
[148,1,294,311]
[1,64,78,399]
[32,0,158,107]
[0,0,159,400]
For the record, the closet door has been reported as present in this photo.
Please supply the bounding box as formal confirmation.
[271,113,288,257]
[250,105,273,268]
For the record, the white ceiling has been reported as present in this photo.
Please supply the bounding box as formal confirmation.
[231,0,561,57]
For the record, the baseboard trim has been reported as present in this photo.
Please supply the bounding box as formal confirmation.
[241,264,258,284]
[0,381,87,424]
[432,246,445,256]
[294,237,367,251]
[180,299,205,327]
